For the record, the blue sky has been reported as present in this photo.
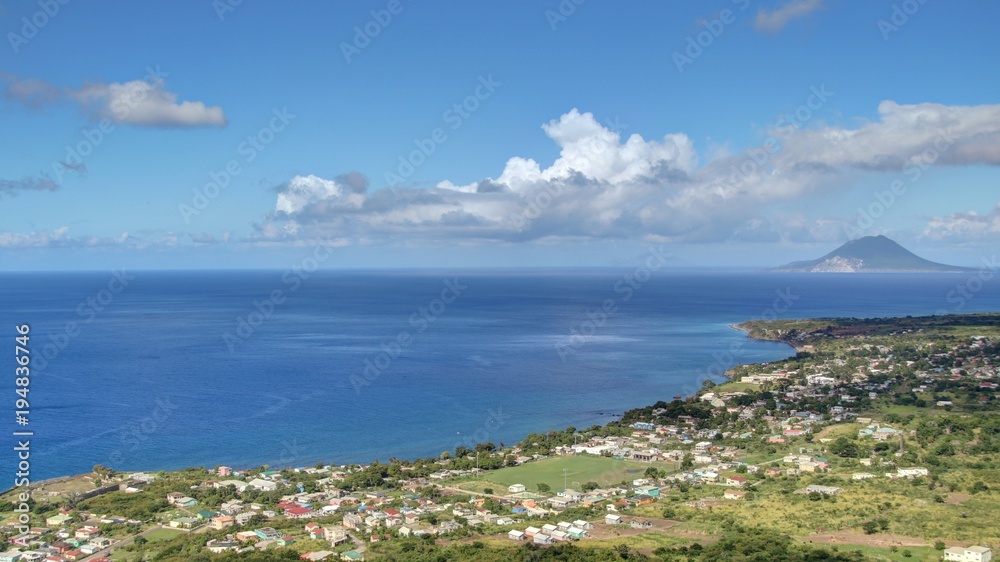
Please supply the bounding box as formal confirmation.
[2,0,999,270]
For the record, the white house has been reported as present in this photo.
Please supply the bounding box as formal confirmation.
[550,530,570,542]
[508,484,526,494]
[247,478,278,491]
[896,467,929,478]
[215,479,249,492]
[605,514,622,525]
[206,539,240,553]
[508,530,526,541]
[805,485,841,495]
[533,533,553,545]
[944,545,992,562]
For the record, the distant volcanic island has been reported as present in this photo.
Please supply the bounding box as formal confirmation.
[774,235,973,273]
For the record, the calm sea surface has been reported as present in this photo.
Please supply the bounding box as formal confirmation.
[2,268,999,480]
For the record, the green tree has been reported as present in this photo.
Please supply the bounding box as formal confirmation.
[681,453,694,469]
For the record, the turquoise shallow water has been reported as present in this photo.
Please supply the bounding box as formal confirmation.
[3,268,998,479]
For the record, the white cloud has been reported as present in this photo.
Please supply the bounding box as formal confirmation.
[72,78,227,128]
[0,226,71,248]
[254,102,1000,247]
[755,0,824,33]
[275,175,365,215]
[443,108,697,193]
[923,203,1000,241]
[0,226,134,248]
[2,72,227,128]
[777,101,1000,170]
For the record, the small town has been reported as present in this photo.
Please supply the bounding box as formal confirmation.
[3,314,998,561]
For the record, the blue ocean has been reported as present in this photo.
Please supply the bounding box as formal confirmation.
[3,268,999,480]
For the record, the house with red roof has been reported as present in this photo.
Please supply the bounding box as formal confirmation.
[284,506,314,519]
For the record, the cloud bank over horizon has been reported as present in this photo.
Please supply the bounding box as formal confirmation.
[253,101,1000,248]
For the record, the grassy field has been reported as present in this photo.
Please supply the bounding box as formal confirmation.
[145,528,186,542]
[469,455,655,492]
[798,543,940,562]
[713,381,761,392]
[109,528,187,561]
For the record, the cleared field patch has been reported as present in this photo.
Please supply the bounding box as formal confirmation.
[479,455,654,492]
[145,527,186,542]
[803,534,942,561]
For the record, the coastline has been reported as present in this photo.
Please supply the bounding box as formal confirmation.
[728,320,807,352]
[32,321,799,484]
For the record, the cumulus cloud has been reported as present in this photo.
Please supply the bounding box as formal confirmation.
[71,78,227,128]
[274,175,367,215]
[253,102,1000,246]
[1,71,226,128]
[923,203,1000,242]
[755,0,824,33]
[777,101,1000,170]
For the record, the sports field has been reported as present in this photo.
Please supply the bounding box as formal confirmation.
[479,455,655,492]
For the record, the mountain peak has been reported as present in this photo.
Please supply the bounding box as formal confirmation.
[775,236,971,272]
